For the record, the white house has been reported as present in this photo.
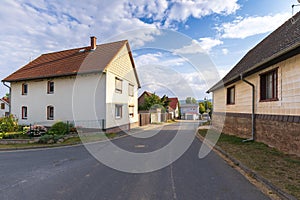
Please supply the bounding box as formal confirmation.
[180,104,199,120]
[0,98,9,117]
[2,37,140,132]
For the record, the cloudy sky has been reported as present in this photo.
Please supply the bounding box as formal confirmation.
[0,0,299,100]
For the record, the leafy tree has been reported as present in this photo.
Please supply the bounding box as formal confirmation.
[139,93,170,111]
[199,102,206,114]
[0,115,18,133]
[185,97,197,104]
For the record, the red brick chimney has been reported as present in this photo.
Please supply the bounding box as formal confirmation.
[90,36,97,50]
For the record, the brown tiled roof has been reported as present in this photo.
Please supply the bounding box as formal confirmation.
[208,12,300,92]
[3,40,140,86]
[168,97,179,110]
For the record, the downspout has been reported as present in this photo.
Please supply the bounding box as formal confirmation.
[2,81,11,115]
[240,74,255,142]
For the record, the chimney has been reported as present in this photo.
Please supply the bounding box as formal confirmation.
[90,36,97,50]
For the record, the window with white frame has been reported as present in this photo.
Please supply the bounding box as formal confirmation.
[115,104,122,119]
[22,106,28,119]
[260,69,278,101]
[128,84,134,97]
[47,106,54,120]
[47,81,54,94]
[22,83,28,95]
[226,86,235,105]
[115,77,123,93]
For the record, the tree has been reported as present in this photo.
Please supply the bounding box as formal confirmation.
[139,93,165,111]
[185,97,197,104]
[199,102,205,114]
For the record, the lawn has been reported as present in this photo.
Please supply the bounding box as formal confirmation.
[198,129,300,199]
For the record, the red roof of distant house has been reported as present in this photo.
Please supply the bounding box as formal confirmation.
[1,97,9,104]
[168,97,179,110]
[3,40,140,88]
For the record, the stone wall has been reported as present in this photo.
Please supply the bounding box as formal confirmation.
[212,112,300,156]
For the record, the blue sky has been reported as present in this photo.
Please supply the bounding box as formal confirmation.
[0,0,299,100]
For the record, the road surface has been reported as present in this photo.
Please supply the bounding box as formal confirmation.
[0,121,269,200]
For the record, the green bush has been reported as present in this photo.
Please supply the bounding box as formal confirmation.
[48,121,69,135]
[2,133,30,139]
[0,115,18,133]
[38,135,54,144]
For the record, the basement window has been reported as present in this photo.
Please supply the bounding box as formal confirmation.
[226,86,235,105]
[260,69,278,101]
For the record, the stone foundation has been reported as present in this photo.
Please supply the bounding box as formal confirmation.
[212,112,300,156]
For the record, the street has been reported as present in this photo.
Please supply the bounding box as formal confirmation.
[0,121,269,200]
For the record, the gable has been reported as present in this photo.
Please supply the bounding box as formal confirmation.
[105,42,141,87]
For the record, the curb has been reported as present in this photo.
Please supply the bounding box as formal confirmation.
[196,133,297,200]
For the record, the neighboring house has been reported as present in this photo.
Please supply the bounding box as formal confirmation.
[168,97,179,119]
[138,91,154,109]
[0,98,9,117]
[2,37,141,132]
[180,104,199,120]
[207,12,300,156]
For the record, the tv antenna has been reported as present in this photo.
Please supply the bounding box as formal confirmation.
[292,0,300,15]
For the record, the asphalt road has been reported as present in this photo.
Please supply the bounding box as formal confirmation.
[0,121,269,200]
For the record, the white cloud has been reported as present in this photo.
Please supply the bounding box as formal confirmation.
[219,13,291,39]
[173,38,223,55]
[164,0,240,27]
[222,48,229,55]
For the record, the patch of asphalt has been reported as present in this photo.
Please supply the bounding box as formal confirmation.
[0,122,170,153]
[196,131,297,200]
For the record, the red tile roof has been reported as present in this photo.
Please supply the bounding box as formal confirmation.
[3,40,140,86]
[168,97,179,110]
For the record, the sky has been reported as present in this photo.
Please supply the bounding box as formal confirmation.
[0,0,299,100]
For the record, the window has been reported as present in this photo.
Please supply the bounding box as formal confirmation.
[260,69,278,101]
[22,106,27,119]
[22,83,28,95]
[115,77,123,93]
[129,105,134,117]
[47,106,54,120]
[128,84,134,97]
[1,103,4,110]
[115,105,122,119]
[227,86,235,105]
[47,81,54,94]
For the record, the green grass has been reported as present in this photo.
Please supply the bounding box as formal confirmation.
[198,129,300,199]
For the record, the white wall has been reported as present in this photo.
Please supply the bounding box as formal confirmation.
[0,99,9,117]
[11,73,106,127]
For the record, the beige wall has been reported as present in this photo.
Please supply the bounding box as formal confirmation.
[105,44,139,129]
[213,54,300,116]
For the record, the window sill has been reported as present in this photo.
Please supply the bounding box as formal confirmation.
[259,98,279,102]
[226,103,235,105]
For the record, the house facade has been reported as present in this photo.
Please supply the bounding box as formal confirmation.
[168,97,179,119]
[2,37,140,132]
[0,98,9,117]
[207,13,300,156]
[180,104,199,120]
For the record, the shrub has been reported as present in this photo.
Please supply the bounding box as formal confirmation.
[38,135,54,144]
[0,115,18,133]
[2,132,30,139]
[48,121,69,135]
